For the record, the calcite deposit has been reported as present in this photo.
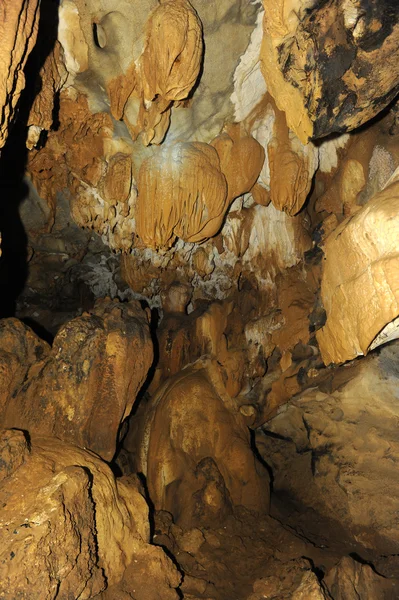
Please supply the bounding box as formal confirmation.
[136,142,228,248]
[0,429,179,599]
[2,0,399,598]
[259,341,399,578]
[0,0,40,148]
[124,357,270,528]
[26,40,68,149]
[316,178,399,364]
[0,298,153,461]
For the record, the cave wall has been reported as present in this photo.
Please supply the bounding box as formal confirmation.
[1,1,399,599]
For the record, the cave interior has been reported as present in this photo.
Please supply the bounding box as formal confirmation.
[1,0,399,598]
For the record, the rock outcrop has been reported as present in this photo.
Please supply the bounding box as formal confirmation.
[2,0,399,598]
[0,0,40,148]
[124,357,270,528]
[1,298,153,461]
[0,429,179,599]
[136,142,228,249]
[260,0,399,142]
[259,341,399,576]
[316,177,399,364]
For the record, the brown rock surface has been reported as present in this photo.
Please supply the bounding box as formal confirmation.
[0,318,49,422]
[0,429,179,599]
[211,124,265,202]
[1,299,153,461]
[316,178,399,364]
[324,556,395,599]
[27,40,68,149]
[267,101,318,215]
[248,559,328,600]
[124,357,270,528]
[136,142,228,249]
[259,341,399,575]
[138,0,203,145]
[260,0,399,142]
[0,0,40,148]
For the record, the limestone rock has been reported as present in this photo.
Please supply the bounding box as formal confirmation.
[138,0,203,145]
[260,0,399,142]
[148,292,233,394]
[260,341,399,572]
[211,124,265,202]
[58,0,89,79]
[124,357,270,528]
[27,40,68,149]
[316,179,399,364]
[0,429,179,599]
[315,116,399,221]
[1,298,153,461]
[0,0,40,148]
[136,142,228,249]
[267,100,319,215]
[28,90,137,251]
[248,559,328,600]
[324,556,394,600]
[121,197,311,316]
[0,318,49,422]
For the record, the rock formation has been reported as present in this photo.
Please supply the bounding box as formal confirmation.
[260,0,399,142]
[136,142,228,248]
[0,298,153,461]
[124,356,270,528]
[0,0,40,148]
[0,429,179,599]
[316,177,399,364]
[259,341,399,577]
[1,0,399,598]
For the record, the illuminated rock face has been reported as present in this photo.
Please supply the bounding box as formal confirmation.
[2,0,399,598]
[316,179,399,365]
[124,357,270,528]
[136,142,228,249]
[0,0,40,148]
[26,0,274,254]
[261,343,399,574]
[260,0,399,143]
[0,430,179,599]
[0,299,153,461]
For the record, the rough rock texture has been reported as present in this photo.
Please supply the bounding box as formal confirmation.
[0,318,49,420]
[0,429,179,599]
[261,0,399,142]
[24,1,274,258]
[247,559,328,600]
[266,99,319,215]
[0,0,40,148]
[123,357,270,528]
[1,298,153,461]
[259,341,399,576]
[316,178,399,364]
[3,0,399,598]
[211,124,265,203]
[27,40,68,149]
[324,556,395,600]
[137,0,203,145]
[121,199,311,309]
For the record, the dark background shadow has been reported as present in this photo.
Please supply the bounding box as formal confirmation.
[0,0,60,317]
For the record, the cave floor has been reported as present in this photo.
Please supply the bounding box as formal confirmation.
[151,506,340,599]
